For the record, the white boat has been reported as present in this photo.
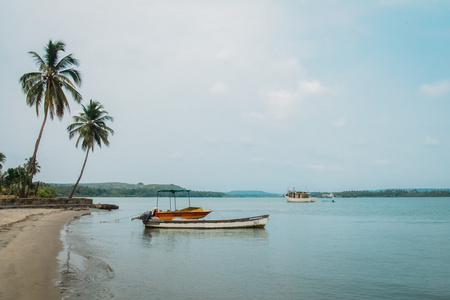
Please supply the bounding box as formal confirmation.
[140,214,269,229]
[285,190,316,203]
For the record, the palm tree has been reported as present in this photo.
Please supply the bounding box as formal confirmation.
[19,40,82,197]
[67,100,114,198]
[0,152,5,189]
[23,158,41,195]
[0,152,5,173]
[24,157,41,179]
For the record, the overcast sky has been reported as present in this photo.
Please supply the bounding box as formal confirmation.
[1,0,450,193]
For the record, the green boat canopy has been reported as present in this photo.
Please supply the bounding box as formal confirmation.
[157,189,191,194]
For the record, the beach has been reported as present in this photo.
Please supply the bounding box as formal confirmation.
[0,208,91,300]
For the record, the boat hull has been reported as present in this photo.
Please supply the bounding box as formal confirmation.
[155,207,212,220]
[285,195,317,203]
[144,214,269,229]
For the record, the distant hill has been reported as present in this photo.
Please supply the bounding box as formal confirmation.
[334,189,450,198]
[52,182,226,198]
[52,183,283,198]
[52,183,450,198]
[226,190,281,197]
[53,182,183,190]
[372,188,450,192]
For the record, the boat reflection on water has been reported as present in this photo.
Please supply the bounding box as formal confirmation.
[142,226,268,242]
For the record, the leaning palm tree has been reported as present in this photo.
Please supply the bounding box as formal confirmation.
[67,100,114,198]
[19,40,82,197]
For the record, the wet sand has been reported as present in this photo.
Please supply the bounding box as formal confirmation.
[0,208,91,300]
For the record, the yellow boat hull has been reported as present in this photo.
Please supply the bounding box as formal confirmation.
[155,206,212,220]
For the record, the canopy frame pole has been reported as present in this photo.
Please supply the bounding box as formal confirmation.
[157,191,159,208]
[156,189,192,211]
[173,191,177,210]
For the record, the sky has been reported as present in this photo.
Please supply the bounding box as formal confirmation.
[1,0,450,193]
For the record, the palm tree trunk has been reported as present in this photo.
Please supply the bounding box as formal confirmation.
[69,148,90,198]
[20,111,48,198]
[34,181,40,196]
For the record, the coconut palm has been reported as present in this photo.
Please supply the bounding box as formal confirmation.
[22,158,41,195]
[67,100,114,198]
[0,152,5,189]
[19,40,82,197]
[0,152,5,171]
[24,157,41,178]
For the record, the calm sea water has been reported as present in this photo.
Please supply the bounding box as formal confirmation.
[58,197,450,299]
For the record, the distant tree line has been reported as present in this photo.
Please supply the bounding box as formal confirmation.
[0,156,57,197]
[53,185,226,198]
[334,189,450,198]
[52,186,450,198]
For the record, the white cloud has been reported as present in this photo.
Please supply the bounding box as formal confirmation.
[424,136,439,146]
[242,112,265,124]
[374,159,389,165]
[297,80,328,95]
[202,135,223,145]
[171,152,183,160]
[270,57,304,74]
[239,135,255,145]
[262,80,331,122]
[251,156,266,164]
[307,164,325,171]
[216,49,237,61]
[333,117,347,127]
[378,115,391,124]
[266,89,296,120]
[211,81,227,94]
[420,80,450,97]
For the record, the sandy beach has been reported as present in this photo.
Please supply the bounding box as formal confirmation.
[0,208,91,300]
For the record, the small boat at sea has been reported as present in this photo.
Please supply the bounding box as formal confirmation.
[321,193,335,202]
[153,189,212,220]
[135,213,270,229]
[285,189,316,203]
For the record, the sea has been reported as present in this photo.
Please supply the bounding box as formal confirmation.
[58,197,450,299]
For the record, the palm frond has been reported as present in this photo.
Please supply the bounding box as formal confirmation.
[60,68,82,86]
[58,74,82,103]
[44,40,66,67]
[56,53,80,70]
[22,77,44,111]
[26,82,44,114]
[28,51,45,68]
[52,40,66,51]
[54,82,70,119]
[44,84,54,119]
[20,72,42,90]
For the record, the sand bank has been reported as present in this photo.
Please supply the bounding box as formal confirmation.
[0,208,91,300]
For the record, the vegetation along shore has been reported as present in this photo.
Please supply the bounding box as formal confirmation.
[52,182,450,198]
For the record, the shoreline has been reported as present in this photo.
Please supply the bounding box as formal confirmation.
[0,208,92,300]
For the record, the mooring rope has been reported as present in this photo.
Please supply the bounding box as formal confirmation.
[99,213,141,223]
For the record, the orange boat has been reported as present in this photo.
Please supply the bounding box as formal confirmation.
[155,206,212,220]
[154,189,212,220]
